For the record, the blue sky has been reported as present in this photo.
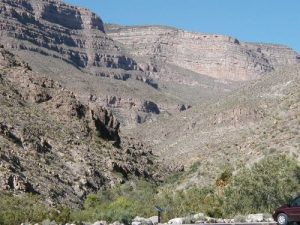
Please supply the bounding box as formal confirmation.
[64,0,300,53]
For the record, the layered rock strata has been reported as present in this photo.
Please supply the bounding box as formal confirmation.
[0,0,139,72]
[106,25,300,81]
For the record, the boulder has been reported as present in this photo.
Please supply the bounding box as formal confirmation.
[93,221,107,225]
[90,106,121,144]
[111,222,124,225]
[168,218,184,224]
[262,214,275,222]
[216,218,225,223]
[147,216,159,225]
[132,216,153,225]
[205,217,217,223]
[246,213,264,222]
[132,222,140,225]
[224,219,235,223]
[192,213,205,221]
[177,104,187,112]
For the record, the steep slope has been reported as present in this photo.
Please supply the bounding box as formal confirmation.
[0,46,173,206]
[0,0,138,72]
[0,0,299,194]
[127,64,300,186]
[0,0,241,128]
[106,25,300,81]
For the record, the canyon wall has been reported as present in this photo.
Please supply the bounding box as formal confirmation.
[106,25,300,81]
[0,0,138,72]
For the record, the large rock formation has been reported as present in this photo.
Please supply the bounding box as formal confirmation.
[0,0,175,128]
[0,0,138,72]
[4,0,296,129]
[0,0,300,199]
[0,47,170,206]
[106,25,300,81]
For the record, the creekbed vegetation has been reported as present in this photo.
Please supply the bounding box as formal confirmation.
[1,155,299,225]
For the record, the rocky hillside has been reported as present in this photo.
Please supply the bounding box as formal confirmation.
[128,64,300,187]
[0,0,175,127]
[0,0,300,207]
[0,46,175,206]
[106,24,299,81]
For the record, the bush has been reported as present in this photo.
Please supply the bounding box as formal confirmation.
[224,155,300,216]
[0,193,49,225]
[71,180,157,224]
[49,206,71,224]
[71,180,218,223]
[2,155,297,225]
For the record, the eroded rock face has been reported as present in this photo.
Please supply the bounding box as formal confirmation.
[40,1,104,31]
[0,172,34,192]
[0,48,172,206]
[90,105,121,145]
[106,25,300,81]
[209,107,265,126]
[88,95,161,126]
[2,0,299,130]
[0,0,138,72]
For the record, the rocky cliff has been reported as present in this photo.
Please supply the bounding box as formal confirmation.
[0,46,173,206]
[0,0,140,72]
[1,0,298,84]
[0,0,300,204]
[106,25,300,81]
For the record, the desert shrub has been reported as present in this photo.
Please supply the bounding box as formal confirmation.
[206,207,223,218]
[20,154,298,224]
[224,155,300,216]
[154,186,218,220]
[71,180,220,223]
[189,161,201,174]
[49,206,71,224]
[0,193,49,225]
[216,167,233,186]
[71,180,157,224]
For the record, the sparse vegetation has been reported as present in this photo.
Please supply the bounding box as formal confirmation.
[1,2,300,225]
[0,193,72,225]
[0,155,299,225]
[0,193,48,225]
[223,155,300,216]
[70,155,300,224]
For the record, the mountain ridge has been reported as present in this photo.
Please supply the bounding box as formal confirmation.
[0,45,176,206]
[0,0,299,209]
[105,24,299,81]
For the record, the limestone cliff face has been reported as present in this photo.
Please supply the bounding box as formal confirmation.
[1,0,298,83]
[0,0,138,72]
[0,0,165,128]
[106,25,300,81]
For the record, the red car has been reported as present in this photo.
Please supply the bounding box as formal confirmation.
[273,196,300,225]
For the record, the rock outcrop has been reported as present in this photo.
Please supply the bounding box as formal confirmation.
[1,0,300,206]
[106,25,300,81]
[0,0,170,127]
[0,0,139,72]
[0,47,171,206]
